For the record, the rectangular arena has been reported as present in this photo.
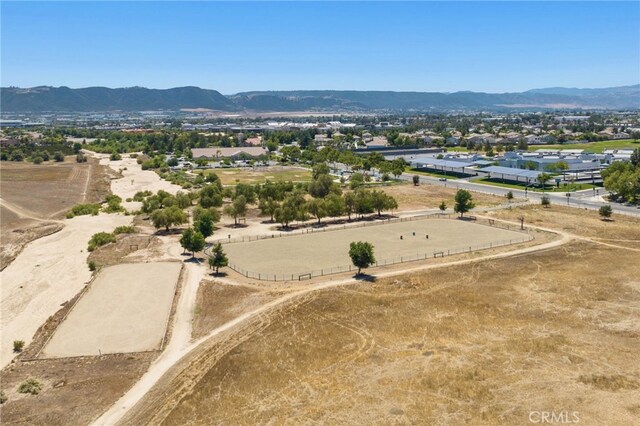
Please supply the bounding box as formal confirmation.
[223,218,530,279]
[42,262,182,358]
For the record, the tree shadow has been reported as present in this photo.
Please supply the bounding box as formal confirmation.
[209,271,228,277]
[184,256,204,264]
[354,273,377,282]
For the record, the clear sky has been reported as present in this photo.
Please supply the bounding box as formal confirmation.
[1,1,639,94]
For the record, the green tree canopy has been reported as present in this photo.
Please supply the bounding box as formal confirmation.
[453,189,475,217]
[349,241,376,275]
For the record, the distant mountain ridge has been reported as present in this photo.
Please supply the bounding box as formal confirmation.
[2,84,638,112]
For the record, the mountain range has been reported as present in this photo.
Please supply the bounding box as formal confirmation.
[2,84,638,113]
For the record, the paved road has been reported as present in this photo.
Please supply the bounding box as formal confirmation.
[401,173,640,217]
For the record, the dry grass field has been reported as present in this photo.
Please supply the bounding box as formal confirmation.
[223,218,528,278]
[487,204,640,242]
[160,239,640,425]
[381,182,517,211]
[0,158,112,269]
[0,158,109,220]
[198,166,312,185]
[0,353,155,425]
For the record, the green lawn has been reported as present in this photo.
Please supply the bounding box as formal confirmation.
[476,178,599,193]
[447,139,639,154]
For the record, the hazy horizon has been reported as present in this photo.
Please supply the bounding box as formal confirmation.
[3,83,640,97]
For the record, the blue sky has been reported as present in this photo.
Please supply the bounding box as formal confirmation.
[2,1,639,93]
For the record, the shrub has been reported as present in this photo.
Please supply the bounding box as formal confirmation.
[32,156,43,164]
[13,340,25,352]
[18,378,42,395]
[69,203,101,217]
[103,194,124,213]
[541,195,551,207]
[110,152,122,161]
[133,190,152,201]
[0,391,7,404]
[599,205,613,220]
[88,232,116,251]
[88,260,97,271]
[113,225,135,235]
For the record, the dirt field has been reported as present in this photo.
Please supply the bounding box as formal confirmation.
[0,214,132,368]
[0,353,156,425]
[42,262,182,358]
[159,239,640,425]
[381,182,517,211]
[0,158,109,221]
[0,158,112,269]
[223,218,528,277]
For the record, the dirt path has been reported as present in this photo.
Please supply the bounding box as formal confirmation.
[0,197,53,222]
[94,261,203,425]
[93,221,572,425]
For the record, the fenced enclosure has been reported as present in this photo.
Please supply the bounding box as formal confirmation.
[220,217,532,282]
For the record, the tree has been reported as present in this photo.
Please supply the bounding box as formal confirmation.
[195,210,215,238]
[258,197,280,222]
[412,175,420,186]
[453,189,475,217]
[349,241,376,275]
[324,193,345,218]
[349,173,365,189]
[343,192,357,220]
[223,195,247,225]
[631,148,640,168]
[599,205,613,220]
[390,158,406,179]
[208,243,228,273]
[150,206,187,231]
[180,227,205,258]
[369,190,398,217]
[439,201,447,212]
[179,227,194,255]
[312,162,330,179]
[541,195,551,207]
[307,198,327,224]
[308,174,336,198]
[53,151,65,162]
[537,173,552,190]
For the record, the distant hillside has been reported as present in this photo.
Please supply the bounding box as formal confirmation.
[0,86,236,112]
[2,84,638,112]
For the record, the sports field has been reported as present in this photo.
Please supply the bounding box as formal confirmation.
[42,262,181,357]
[223,218,529,278]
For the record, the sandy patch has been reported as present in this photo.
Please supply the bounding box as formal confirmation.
[96,153,183,200]
[0,214,131,368]
[43,262,181,357]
